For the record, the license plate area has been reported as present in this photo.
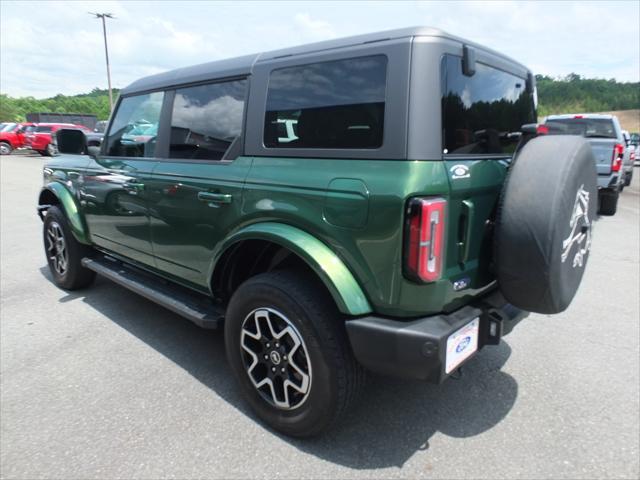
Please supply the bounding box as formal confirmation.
[445,317,480,374]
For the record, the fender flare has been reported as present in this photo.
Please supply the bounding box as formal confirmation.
[210,222,372,316]
[38,182,90,244]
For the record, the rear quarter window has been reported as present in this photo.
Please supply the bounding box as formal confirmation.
[441,54,535,155]
[35,126,53,133]
[264,55,387,149]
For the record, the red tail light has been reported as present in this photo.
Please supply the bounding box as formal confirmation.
[612,143,624,172]
[404,197,446,283]
[536,124,549,135]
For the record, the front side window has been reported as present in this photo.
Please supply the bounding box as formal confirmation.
[169,79,247,160]
[264,55,387,149]
[441,54,536,155]
[105,91,164,157]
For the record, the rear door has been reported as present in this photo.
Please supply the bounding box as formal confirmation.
[81,91,165,267]
[147,78,251,289]
[440,54,536,288]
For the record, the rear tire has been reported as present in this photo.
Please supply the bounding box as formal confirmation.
[598,189,619,216]
[43,206,96,290]
[0,142,12,155]
[225,270,365,437]
[624,170,633,187]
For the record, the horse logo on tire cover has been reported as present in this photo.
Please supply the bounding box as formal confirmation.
[561,184,592,268]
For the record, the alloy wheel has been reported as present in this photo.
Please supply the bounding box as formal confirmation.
[240,308,312,410]
[46,221,68,276]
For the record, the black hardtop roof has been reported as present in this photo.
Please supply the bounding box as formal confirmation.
[121,26,529,95]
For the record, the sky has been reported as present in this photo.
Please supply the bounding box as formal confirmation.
[1,0,639,98]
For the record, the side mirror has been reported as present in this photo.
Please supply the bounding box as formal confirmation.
[462,45,476,77]
[87,145,100,159]
[54,128,87,155]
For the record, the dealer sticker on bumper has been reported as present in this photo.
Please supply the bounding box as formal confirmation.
[445,317,480,374]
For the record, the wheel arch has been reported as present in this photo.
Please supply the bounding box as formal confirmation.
[209,223,372,316]
[38,183,90,244]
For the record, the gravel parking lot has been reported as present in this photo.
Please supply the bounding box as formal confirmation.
[1,153,638,480]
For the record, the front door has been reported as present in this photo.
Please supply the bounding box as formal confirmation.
[147,79,250,288]
[81,91,165,267]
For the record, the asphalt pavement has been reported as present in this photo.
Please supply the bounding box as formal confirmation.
[1,153,638,479]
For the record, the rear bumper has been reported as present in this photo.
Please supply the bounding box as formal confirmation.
[346,289,528,383]
[597,174,620,189]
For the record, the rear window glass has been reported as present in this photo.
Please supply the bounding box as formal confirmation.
[169,79,247,161]
[545,118,616,139]
[441,54,535,155]
[264,55,387,149]
[35,126,53,133]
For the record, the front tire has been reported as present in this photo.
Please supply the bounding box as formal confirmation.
[43,206,96,290]
[225,270,365,437]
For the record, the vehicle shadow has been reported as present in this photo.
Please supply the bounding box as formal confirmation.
[40,266,518,469]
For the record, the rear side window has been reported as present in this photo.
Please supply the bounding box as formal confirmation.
[169,79,247,161]
[264,55,387,149]
[441,54,535,155]
[105,91,164,158]
[35,126,53,133]
[545,118,616,139]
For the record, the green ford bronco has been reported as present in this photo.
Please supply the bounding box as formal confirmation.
[40,27,597,437]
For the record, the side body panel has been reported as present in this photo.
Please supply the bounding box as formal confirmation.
[81,157,158,267]
[40,155,93,244]
[147,157,253,287]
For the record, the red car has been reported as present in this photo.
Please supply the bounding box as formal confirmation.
[0,122,36,155]
[25,123,91,156]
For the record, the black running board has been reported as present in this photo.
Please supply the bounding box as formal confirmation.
[81,257,223,329]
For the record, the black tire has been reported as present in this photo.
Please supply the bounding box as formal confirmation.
[598,189,619,216]
[43,206,96,290]
[225,270,365,437]
[0,141,12,155]
[495,135,597,314]
[42,144,56,157]
[37,150,46,156]
[624,170,633,187]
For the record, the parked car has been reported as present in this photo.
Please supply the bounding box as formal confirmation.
[544,114,627,215]
[621,130,635,186]
[41,27,596,437]
[0,122,36,155]
[25,123,90,156]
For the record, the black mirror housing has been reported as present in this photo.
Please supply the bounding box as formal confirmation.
[55,128,87,155]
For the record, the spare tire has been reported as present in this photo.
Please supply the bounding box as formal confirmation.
[495,135,597,314]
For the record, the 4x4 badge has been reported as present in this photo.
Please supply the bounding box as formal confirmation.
[450,164,470,179]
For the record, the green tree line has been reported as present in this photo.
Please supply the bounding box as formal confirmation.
[0,88,119,123]
[535,73,639,117]
[0,74,638,122]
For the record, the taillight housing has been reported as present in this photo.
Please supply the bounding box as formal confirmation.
[612,143,624,172]
[536,124,549,135]
[404,197,447,283]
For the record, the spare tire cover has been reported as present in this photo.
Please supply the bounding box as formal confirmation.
[495,135,597,314]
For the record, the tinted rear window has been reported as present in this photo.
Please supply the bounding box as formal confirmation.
[545,118,616,139]
[441,54,535,155]
[264,55,387,149]
[35,126,53,133]
[169,79,247,161]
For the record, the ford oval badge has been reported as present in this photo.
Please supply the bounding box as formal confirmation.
[456,336,471,353]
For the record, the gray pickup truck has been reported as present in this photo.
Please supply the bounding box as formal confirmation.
[544,114,628,216]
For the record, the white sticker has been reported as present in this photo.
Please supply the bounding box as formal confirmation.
[445,317,480,374]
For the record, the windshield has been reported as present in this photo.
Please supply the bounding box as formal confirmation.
[1,123,17,132]
[546,118,616,139]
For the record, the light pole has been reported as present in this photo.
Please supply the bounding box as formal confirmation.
[89,12,115,113]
